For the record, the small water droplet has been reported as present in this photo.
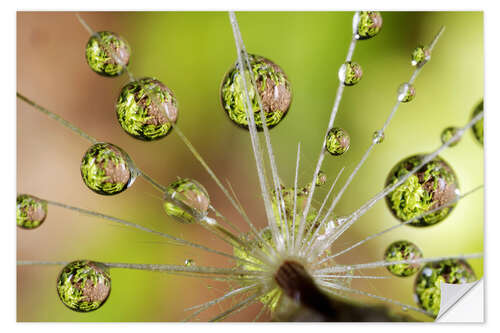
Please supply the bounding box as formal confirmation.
[326,127,350,156]
[372,130,385,144]
[440,126,461,147]
[184,259,195,266]
[338,61,363,86]
[411,45,431,67]
[397,83,416,103]
[80,142,137,195]
[163,178,210,224]
[352,11,383,40]
[384,240,423,277]
[316,170,328,186]
[402,306,408,312]
[16,194,47,229]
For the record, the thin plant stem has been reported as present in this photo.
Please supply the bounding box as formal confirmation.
[306,26,447,254]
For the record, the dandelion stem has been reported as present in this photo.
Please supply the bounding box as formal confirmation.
[316,184,483,265]
[291,142,301,249]
[17,92,98,144]
[316,253,483,274]
[209,290,263,322]
[44,199,265,269]
[318,280,431,316]
[229,11,284,254]
[314,26,446,242]
[338,111,483,240]
[295,14,359,253]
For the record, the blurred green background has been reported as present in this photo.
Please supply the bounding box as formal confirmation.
[17,11,483,322]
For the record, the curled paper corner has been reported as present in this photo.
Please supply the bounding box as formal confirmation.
[436,279,484,322]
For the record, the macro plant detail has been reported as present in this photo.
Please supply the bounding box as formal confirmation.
[220,54,292,130]
[116,77,179,141]
[384,240,423,277]
[16,11,484,322]
[385,155,460,227]
[16,194,48,229]
[325,127,351,156]
[56,260,112,313]
[80,142,137,195]
[338,61,363,86]
[85,31,130,77]
[414,259,476,317]
[411,45,431,67]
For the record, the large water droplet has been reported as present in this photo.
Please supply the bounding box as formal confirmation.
[352,11,383,40]
[440,126,461,147]
[220,54,292,130]
[85,31,130,77]
[471,100,484,146]
[56,260,111,312]
[80,142,138,195]
[414,259,476,317]
[16,194,47,229]
[116,77,178,141]
[385,154,460,227]
[326,127,350,156]
[163,178,210,224]
[411,45,431,67]
[384,240,423,277]
[338,61,363,86]
[397,83,416,102]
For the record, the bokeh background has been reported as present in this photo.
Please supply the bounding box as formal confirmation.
[17,11,483,322]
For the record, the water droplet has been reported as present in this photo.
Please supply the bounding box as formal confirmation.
[16,194,47,229]
[471,100,483,146]
[316,170,328,186]
[163,178,210,224]
[326,127,350,156]
[402,306,408,312]
[385,154,460,226]
[57,260,111,312]
[384,240,423,277]
[116,77,178,141]
[440,126,461,147]
[372,130,385,144]
[85,31,130,77]
[221,54,292,130]
[184,259,195,266]
[411,45,431,67]
[414,259,476,317]
[397,83,416,102]
[338,61,363,86]
[353,11,383,40]
[80,143,137,195]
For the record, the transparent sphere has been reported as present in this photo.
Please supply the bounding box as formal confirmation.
[385,154,460,227]
[471,100,484,145]
[56,260,111,312]
[116,77,178,141]
[411,45,431,67]
[440,126,461,147]
[220,54,292,130]
[384,240,423,277]
[80,142,137,195]
[372,130,385,144]
[353,11,383,40]
[397,83,416,102]
[338,61,363,86]
[163,178,210,224]
[16,194,47,229]
[326,127,350,156]
[315,170,328,186]
[85,31,130,77]
[414,259,476,317]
